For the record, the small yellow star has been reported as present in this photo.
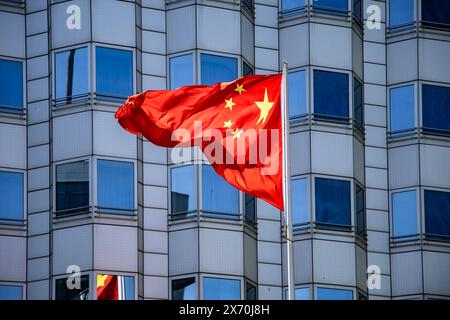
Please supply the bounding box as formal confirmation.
[232,128,243,139]
[223,120,233,129]
[97,274,108,288]
[224,98,236,110]
[255,88,274,125]
[234,83,246,95]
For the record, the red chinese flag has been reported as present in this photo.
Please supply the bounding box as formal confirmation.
[115,74,284,210]
[97,274,119,300]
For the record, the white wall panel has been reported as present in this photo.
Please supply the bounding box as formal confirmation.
[420,145,450,189]
[392,252,423,296]
[0,123,26,169]
[388,145,419,189]
[0,236,26,281]
[167,6,195,54]
[290,131,310,176]
[279,24,308,68]
[0,12,25,58]
[423,251,450,296]
[419,39,450,83]
[169,229,198,275]
[310,24,351,69]
[387,40,417,85]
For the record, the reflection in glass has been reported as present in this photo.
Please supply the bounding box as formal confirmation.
[172,278,196,300]
[317,287,353,300]
[389,0,414,29]
[55,47,88,104]
[0,285,22,300]
[97,274,135,300]
[353,0,362,23]
[288,70,307,119]
[97,160,134,215]
[202,165,239,219]
[56,161,89,216]
[203,277,241,300]
[392,190,417,240]
[355,184,365,235]
[390,85,415,134]
[96,47,133,101]
[200,54,238,86]
[284,287,310,300]
[243,61,254,76]
[424,190,450,240]
[245,193,256,224]
[353,77,363,129]
[170,54,194,89]
[55,275,89,300]
[422,84,450,134]
[171,166,196,218]
[315,178,351,231]
[422,0,450,30]
[0,59,23,112]
[314,70,349,121]
[281,0,305,12]
[0,171,23,224]
[246,282,257,300]
[313,0,348,14]
[291,178,308,226]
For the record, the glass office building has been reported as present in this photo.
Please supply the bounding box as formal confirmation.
[0,0,449,300]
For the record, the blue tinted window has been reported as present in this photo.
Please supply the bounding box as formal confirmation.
[0,285,22,300]
[292,178,308,225]
[171,166,196,217]
[200,54,238,86]
[389,0,414,28]
[313,0,348,13]
[317,287,353,300]
[390,85,415,133]
[422,0,450,29]
[172,278,196,300]
[97,160,134,215]
[170,54,194,89]
[284,287,310,300]
[0,59,23,112]
[288,70,307,119]
[56,161,89,216]
[281,0,305,12]
[422,84,450,133]
[424,190,450,240]
[202,165,239,219]
[55,47,88,104]
[392,191,417,239]
[315,178,351,230]
[123,276,135,300]
[0,171,23,224]
[314,70,349,121]
[203,277,240,300]
[96,47,133,101]
[354,77,363,128]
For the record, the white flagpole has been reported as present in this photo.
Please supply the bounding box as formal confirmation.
[281,60,295,300]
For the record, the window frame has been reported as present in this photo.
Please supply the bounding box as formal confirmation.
[94,156,137,217]
[0,169,26,225]
[52,44,91,107]
[53,157,92,219]
[0,56,25,114]
[201,275,242,300]
[312,175,354,232]
[311,67,352,125]
[170,274,199,300]
[390,188,420,242]
[92,43,136,104]
[388,82,418,137]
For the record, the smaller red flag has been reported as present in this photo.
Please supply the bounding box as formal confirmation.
[97,274,119,300]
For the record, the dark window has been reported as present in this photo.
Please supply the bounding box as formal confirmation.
[56,161,89,216]
[353,77,363,129]
[55,47,89,105]
[288,70,307,120]
[242,0,253,11]
[422,0,450,30]
[55,275,89,300]
[389,0,414,29]
[313,0,348,15]
[96,47,133,102]
[200,54,238,86]
[202,165,239,220]
[315,178,351,231]
[244,193,256,224]
[422,84,450,135]
[170,166,196,219]
[355,184,365,235]
[169,54,194,90]
[0,285,22,300]
[390,85,415,134]
[203,277,240,300]
[353,0,362,23]
[314,70,349,122]
[0,59,23,113]
[317,287,353,300]
[97,160,134,215]
[245,282,256,300]
[424,190,450,241]
[172,278,196,300]
[0,171,23,224]
[243,61,254,76]
[281,0,306,13]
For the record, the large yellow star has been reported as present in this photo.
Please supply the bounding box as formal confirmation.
[97,274,108,288]
[234,83,246,95]
[255,88,274,125]
[224,98,236,110]
[232,128,243,139]
[223,120,233,128]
